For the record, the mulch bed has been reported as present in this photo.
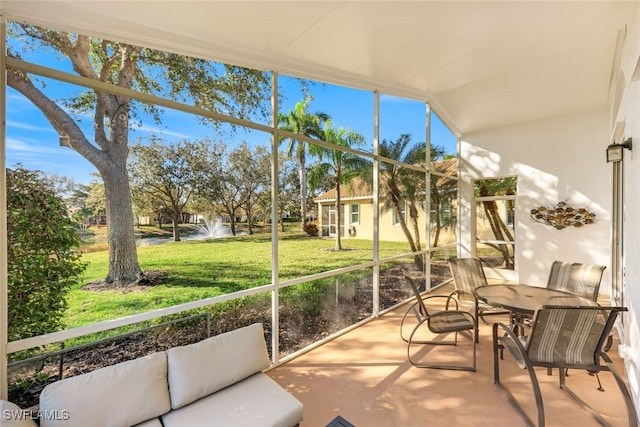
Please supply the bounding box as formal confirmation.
[8,261,455,408]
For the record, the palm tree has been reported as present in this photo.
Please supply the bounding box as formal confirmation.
[475,177,516,269]
[379,134,426,270]
[278,96,330,231]
[430,153,457,248]
[308,120,370,250]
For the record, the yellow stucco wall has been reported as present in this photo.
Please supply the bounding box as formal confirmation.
[317,200,458,244]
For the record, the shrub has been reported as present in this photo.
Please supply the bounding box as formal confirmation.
[7,166,87,341]
[303,223,319,237]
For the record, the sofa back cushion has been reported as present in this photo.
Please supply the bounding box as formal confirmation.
[39,352,171,427]
[167,323,270,409]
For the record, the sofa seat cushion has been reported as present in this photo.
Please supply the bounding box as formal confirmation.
[39,352,171,427]
[161,373,303,427]
[167,323,270,409]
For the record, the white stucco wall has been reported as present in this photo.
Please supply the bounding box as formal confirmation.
[460,106,611,287]
[609,3,640,402]
[460,3,640,409]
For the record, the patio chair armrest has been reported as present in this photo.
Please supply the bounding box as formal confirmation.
[422,294,460,311]
[447,289,479,309]
[449,288,477,300]
[492,322,529,370]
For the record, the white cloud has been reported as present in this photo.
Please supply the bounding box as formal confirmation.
[6,136,97,183]
[6,136,48,153]
[6,119,53,133]
[380,93,420,104]
[131,123,190,139]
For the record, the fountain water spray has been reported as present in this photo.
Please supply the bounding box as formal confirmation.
[195,217,232,238]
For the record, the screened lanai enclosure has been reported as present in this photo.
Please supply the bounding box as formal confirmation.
[0,19,494,404]
[2,2,639,420]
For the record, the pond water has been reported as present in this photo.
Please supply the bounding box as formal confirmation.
[80,228,235,253]
[80,236,175,253]
[79,219,238,253]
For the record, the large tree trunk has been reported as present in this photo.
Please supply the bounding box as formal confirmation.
[169,197,183,242]
[157,212,164,230]
[171,215,181,242]
[246,205,254,235]
[229,215,237,236]
[102,168,143,284]
[100,103,143,284]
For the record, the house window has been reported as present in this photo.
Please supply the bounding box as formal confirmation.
[392,201,406,225]
[350,203,359,224]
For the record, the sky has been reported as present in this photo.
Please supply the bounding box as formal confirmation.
[6,45,457,186]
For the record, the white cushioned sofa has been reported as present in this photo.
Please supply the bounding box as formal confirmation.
[0,323,303,427]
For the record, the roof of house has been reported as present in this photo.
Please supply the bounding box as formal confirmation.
[315,158,457,202]
[315,177,372,202]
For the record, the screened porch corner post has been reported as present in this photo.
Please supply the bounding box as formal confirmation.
[372,90,380,316]
[425,102,432,285]
[270,71,280,365]
[0,16,8,400]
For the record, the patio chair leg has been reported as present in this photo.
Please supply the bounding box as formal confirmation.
[595,372,604,392]
[601,353,640,427]
[493,324,544,427]
[560,370,610,426]
[475,313,480,343]
[559,364,636,426]
[584,369,604,391]
[407,323,476,372]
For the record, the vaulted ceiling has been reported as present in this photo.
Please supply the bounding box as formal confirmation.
[2,1,633,136]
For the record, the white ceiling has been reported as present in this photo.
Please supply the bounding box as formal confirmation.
[1,1,633,136]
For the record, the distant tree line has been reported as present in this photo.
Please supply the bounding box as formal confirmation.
[128,138,274,241]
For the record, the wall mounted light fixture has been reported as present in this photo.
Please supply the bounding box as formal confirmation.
[606,137,632,163]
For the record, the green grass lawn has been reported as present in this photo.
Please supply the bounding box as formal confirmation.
[70,229,409,328]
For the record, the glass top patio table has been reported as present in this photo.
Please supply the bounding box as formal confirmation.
[474,284,598,315]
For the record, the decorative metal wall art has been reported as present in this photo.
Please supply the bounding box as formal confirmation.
[530,201,596,230]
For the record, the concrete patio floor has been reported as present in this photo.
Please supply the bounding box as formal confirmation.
[267,284,634,427]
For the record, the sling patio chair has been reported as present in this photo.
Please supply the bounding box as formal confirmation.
[448,257,510,334]
[546,260,606,302]
[519,261,607,337]
[546,260,611,351]
[492,305,636,427]
[400,272,476,372]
